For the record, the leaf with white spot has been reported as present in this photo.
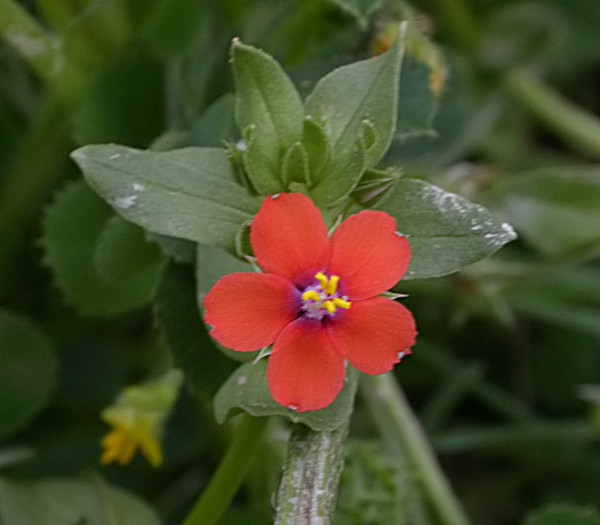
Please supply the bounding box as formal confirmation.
[71,145,261,253]
[374,178,517,279]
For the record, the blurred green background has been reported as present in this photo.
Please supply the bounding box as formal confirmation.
[1,0,600,523]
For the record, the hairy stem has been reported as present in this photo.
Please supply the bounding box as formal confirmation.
[275,422,349,525]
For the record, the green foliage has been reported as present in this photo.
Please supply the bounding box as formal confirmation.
[3,0,600,523]
[156,262,237,398]
[493,167,600,257]
[42,180,161,315]
[214,361,359,432]
[336,441,428,525]
[72,56,165,147]
[231,40,304,194]
[94,215,164,282]
[525,504,600,525]
[305,26,405,204]
[0,476,161,524]
[374,178,517,279]
[0,310,57,441]
[72,145,261,253]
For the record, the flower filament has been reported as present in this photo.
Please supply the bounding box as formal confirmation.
[301,272,351,319]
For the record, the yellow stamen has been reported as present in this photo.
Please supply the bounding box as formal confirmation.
[302,290,321,302]
[322,300,336,314]
[315,272,328,289]
[333,297,352,310]
[314,272,340,295]
[326,275,339,295]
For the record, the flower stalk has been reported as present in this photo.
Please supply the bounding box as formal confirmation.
[361,373,470,525]
[275,421,349,525]
[183,414,269,525]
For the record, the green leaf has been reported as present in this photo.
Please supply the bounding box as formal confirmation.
[351,167,403,206]
[0,310,57,441]
[187,94,237,147]
[195,243,250,296]
[155,263,237,398]
[305,23,406,204]
[374,179,517,279]
[147,232,196,264]
[42,180,158,315]
[282,142,310,186]
[0,476,161,525]
[396,55,439,139]
[71,145,261,253]
[396,20,446,139]
[302,116,330,179]
[310,138,366,206]
[231,40,304,193]
[493,167,600,257]
[525,504,600,525]
[94,215,165,282]
[214,361,359,432]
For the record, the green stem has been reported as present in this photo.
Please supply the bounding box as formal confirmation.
[430,0,600,159]
[503,69,600,160]
[361,373,470,525]
[182,414,268,525]
[0,0,82,100]
[275,422,349,525]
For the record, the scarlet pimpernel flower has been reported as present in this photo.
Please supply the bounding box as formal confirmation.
[203,194,417,412]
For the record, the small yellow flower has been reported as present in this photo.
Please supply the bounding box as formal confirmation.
[100,410,163,467]
[100,370,183,468]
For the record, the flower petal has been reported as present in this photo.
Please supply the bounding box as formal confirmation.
[327,297,417,375]
[203,273,300,351]
[328,210,411,300]
[250,193,329,287]
[267,318,345,412]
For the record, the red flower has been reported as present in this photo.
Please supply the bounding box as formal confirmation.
[203,193,417,412]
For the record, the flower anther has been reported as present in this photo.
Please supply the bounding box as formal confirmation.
[203,193,417,412]
[301,272,351,320]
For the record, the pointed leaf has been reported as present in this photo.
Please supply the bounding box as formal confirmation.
[374,178,517,279]
[231,40,304,193]
[310,138,365,206]
[72,145,261,253]
[242,124,284,193]
[214,360,358,432]
[282,142,310,186]
[305,23,405,171]
[302,116,330,179]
